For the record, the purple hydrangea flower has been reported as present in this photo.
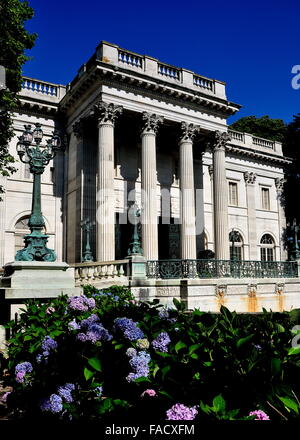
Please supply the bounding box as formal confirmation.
[126,347,137,358]
[126,351,151,382]
[58,383,75,403]
[76,316,112,343]
[94,386,103,397]
[68,295,95,312]
[158,308,170,319]
[68,319,81,331]
[76,333,88,342]
[42,336,57,352]
[114,317,144,341]
[152,332,171,353]
[16,371,26,383]
[1,392,11,402]
[15,362,33,374]
[41,394,63,413]
[249,410,270,420]
[166,403,198,420]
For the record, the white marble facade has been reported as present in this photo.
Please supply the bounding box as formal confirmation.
[0,42,290,267]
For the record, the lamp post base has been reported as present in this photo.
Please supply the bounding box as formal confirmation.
[15,232,56,262]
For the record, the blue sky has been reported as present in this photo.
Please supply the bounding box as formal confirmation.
[23,0,300,124]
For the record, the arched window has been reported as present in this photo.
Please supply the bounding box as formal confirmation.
[14,216,30,254]
[229,230,244,261]
[260,234,275,261]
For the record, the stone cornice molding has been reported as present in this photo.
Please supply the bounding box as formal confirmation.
[141,112,164,134]
[225,145,292,165]
[244,171,257,185]
[93,101,123,125]
[179,122,200,143]
[208,130,231,152]
[275,177,285,192]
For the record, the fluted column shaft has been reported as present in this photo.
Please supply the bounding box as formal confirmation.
[179,122,198,259]
[95,102,122,262]
[244,172,257,260]
[211,131,231,260]
[141,113,163,260]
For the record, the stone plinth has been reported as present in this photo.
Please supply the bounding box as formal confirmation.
[0,261,82,299]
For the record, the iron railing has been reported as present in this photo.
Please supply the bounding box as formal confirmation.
[146,259,298,279]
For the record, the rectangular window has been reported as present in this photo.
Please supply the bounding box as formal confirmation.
[228,182,238,206]
[261,187,270,210]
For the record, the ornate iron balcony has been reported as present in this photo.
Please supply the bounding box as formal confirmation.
[146,259,298,279]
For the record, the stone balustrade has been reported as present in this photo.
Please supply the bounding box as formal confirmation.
[158,63,181,80]
[228,130,282,155]
[71,259,129,286]
[118,50,143,68]
[21,77,66,102]
[193,74,214,91]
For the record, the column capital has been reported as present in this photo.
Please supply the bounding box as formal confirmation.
[72,119,84,140]
[94,101,123,125]
[275,177,285,192]
[141,112,163,134]
[208,130,231,151]
[244,171,257,185]
[179,122,200,143]
[208,164,213,179]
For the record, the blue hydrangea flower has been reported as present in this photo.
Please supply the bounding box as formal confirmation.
[152,332,171,353]
[126,351,151,382]
[68,295,96,311]
[58,383,75,403]
[15,362,33,374]
[94,386,103,397]
[41,394,63,413]
[76,316,112,343]
[42,336,57,352]
[114,317,144,341]
[68,319,81,331]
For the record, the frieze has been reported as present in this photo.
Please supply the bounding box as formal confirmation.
[156,286,180,297]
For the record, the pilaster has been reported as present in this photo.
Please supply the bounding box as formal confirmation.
[275,177,287,260]
[244,171,258,260]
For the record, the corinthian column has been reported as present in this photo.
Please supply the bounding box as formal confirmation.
[95,102,122,261]
[141,112,163,260]
[179,122,199,259]
[210,131,231,260]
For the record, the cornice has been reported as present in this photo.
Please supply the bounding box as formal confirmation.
[225,144,292,165]
[59,62,240,117]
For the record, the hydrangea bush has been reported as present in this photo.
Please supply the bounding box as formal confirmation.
[1,285,300,421]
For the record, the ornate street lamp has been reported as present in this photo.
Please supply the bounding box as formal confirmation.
[15,123,62,261]
[81,219,95,262]
[127,203,142,256]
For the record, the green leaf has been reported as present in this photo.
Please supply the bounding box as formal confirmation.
[161,365,171,380]
[236,334,254,348]
[191,353,198,360]
[153,365,160,377]
[159,390,173,400]
[288,346,300,356]
[88,357,102,372]
[275,323,285,333]
[277,396,299,414]
[84,367,95,380]
[212,394,226,413]
[188,343,202,354]
[175,341,187,353]
[271,358,282,376]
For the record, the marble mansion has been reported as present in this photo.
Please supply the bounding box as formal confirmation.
[1,41,299,313]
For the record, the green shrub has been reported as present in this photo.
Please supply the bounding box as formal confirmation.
[1,286,300,421]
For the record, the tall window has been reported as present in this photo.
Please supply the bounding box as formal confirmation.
[261,187,270,210]
[229,231,243,260]
[260,234,275,261]
[228,182,238,206]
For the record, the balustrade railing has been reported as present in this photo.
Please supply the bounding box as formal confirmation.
[158,63,180,80]
[193,74,214,91]
[118,50,143,68]
[146,259,298,279]
[71,260,129,285]
[22,77,58,96]
[252,136,275,149]
[228,130,245,142]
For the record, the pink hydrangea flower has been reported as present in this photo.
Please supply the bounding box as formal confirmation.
[141,389,157,398]
[46,307,55,315]
[1,392,11,402]
[249,410,270,420]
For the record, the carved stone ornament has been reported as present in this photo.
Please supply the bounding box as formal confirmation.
[208,164,213,178]
[141,112,164,134]
[275,177,285,192]
[247,283,257,297]
[94,102,123,124]
[208,130,231,151]
[179,122,200,142]
[275,282,285,295]
[216,284,227,297]
[244,171,257,185]
[72,119,84,139]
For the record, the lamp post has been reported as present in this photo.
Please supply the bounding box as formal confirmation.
[15,123,62,261]
[81,219,95,262]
